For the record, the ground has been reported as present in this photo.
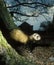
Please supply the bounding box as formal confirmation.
[0,30,54,65]
[18,45,54,65]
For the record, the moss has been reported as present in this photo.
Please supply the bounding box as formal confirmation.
[0,30,36,65]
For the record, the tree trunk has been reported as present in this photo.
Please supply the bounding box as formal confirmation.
[0,0,17,31]
[0,30,35,65]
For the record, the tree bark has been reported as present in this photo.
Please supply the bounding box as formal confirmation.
[0,0,17,31]
[0,30,35,65]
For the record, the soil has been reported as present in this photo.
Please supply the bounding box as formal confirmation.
[17,45,54,65]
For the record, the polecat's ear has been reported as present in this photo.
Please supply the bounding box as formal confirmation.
[10,29,29,44]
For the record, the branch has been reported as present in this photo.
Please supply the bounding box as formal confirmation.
[10,11,39,17]
[7,2,51,8]
[14,0,37,8]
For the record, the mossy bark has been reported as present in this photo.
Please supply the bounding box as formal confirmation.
[0,30,35,65]
[0,0,17,31]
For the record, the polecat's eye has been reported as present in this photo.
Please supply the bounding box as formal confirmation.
[37,36,39,39]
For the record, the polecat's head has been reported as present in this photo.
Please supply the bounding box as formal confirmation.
[30,33,41,41]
